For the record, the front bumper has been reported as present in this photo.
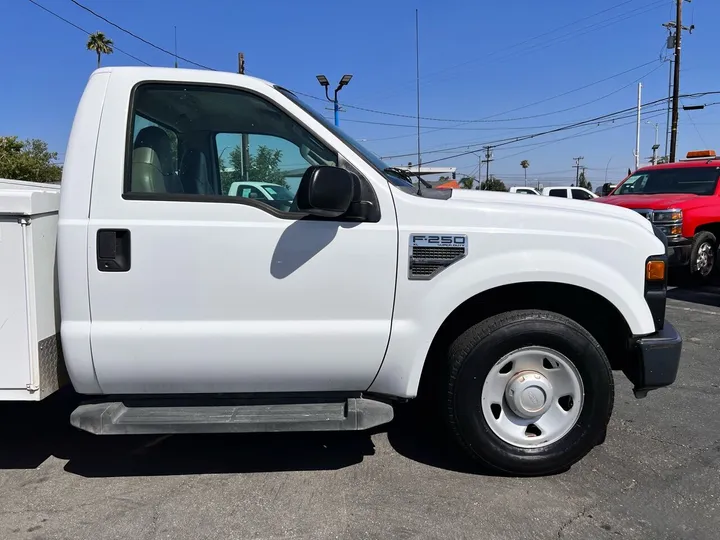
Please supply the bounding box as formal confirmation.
[666,239,692,267]
[624,321,682,398]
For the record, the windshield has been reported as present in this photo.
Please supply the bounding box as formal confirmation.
[276,87,414,188]
[613,166,720,196]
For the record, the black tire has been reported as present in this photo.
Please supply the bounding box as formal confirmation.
[689,231,716,282]
[445,309,613,476]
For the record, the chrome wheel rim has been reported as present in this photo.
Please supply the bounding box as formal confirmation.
[481,347,584,449]
[696,242,714,277]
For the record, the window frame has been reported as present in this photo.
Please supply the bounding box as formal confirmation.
[122,81,380,223]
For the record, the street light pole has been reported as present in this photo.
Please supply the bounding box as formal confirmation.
[647,121,660,165]
[316,74,353,127]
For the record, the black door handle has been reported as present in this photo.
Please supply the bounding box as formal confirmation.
[97,229,131,272]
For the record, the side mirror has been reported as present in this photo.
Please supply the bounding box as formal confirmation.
[296,166,355,218]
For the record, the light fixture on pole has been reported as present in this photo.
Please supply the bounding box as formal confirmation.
[316,74,353,126]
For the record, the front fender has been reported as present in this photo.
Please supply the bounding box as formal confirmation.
[368,249,656,398]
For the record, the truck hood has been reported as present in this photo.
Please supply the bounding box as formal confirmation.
[449,189,654,233]
[594,193,699,209]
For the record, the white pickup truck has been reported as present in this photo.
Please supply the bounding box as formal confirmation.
[0,67,681,476]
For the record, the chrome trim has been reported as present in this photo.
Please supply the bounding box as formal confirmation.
[631,208,683,241]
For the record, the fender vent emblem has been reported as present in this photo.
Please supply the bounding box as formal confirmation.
[408,234,468,280]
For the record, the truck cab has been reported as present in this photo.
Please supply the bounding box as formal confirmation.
[1,66,683,476]
[596,150,720,281]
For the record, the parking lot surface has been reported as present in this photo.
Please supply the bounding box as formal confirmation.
[1,288,719,540]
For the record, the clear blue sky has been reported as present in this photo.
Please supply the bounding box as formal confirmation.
[3,0,719,187]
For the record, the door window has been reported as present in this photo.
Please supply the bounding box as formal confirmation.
[125,83,338,214]
[571,188,593,200]
[548,188,567,198]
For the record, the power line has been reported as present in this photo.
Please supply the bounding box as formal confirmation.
[69,0,215,70]
[27,0,152,66]
[682,104,710,148]
[296,58,665,124]
[384,90,720,161]
[378,59,666,145]
[492,113,665,163]
[382,102,672,160]
[416,105,687,166]
[355,0,665,104]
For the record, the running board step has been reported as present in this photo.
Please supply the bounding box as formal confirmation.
[70,397,394,435]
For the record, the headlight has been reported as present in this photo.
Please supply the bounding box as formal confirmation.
[654,210,682,222]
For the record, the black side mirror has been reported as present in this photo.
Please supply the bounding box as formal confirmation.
[296,166,355,218]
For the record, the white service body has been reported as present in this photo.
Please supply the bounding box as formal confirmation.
[0,179,63,400]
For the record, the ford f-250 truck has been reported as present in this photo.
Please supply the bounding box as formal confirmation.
[0,67,682,476]
[596,150,720,282]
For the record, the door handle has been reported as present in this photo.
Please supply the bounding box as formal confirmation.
[97,229,131,272]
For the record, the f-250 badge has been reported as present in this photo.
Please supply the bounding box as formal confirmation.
[410,234,467,248]
[408,234,468,280]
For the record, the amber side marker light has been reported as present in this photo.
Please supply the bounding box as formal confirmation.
[646,260,666,281]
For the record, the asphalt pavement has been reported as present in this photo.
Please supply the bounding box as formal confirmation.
[1,287,719,540]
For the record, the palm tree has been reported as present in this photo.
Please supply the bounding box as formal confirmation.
[86,31,114,69]
[520,159,530,185]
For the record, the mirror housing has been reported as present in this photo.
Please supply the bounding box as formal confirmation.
[296,166,355,218]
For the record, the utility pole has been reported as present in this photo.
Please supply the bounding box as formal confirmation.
[482,146,494,188]
[664,58,673,160]
[665,0,695,162]
[174,26,178,68]
[634,82,642,170]
[573,156,584,185]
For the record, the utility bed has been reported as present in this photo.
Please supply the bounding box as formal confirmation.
[0,179,65,400]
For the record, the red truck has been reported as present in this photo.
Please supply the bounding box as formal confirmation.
[596,150,720,282]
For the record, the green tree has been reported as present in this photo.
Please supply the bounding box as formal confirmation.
[220,144,289,194]
[459,176,475,189]
[480,175,507,191]
[520,159,530,184]
[86,31,114,68]
[577,170,592,192]
[0,136,63,183]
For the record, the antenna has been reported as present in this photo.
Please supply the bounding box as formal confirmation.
[415,9,421,173]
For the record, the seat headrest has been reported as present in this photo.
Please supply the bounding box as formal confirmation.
[134,126,173,175]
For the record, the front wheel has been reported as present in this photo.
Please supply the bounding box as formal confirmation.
[689,231,716,282]
[445,310,613,476]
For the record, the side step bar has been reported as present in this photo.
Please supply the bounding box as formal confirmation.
[70,397,394,435]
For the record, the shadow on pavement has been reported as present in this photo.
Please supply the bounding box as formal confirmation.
[0,389,375,477]
[668,285,720,309]
[0,390,508,478]
[384,402,509,477]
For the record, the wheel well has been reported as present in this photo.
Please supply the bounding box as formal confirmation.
[418,282,632,398]
[695,223,720,240]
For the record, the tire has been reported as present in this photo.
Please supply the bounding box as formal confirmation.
[445,309,613,476]
[689,231,716,283]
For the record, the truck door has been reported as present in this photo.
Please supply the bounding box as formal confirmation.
[86,78,398,394]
